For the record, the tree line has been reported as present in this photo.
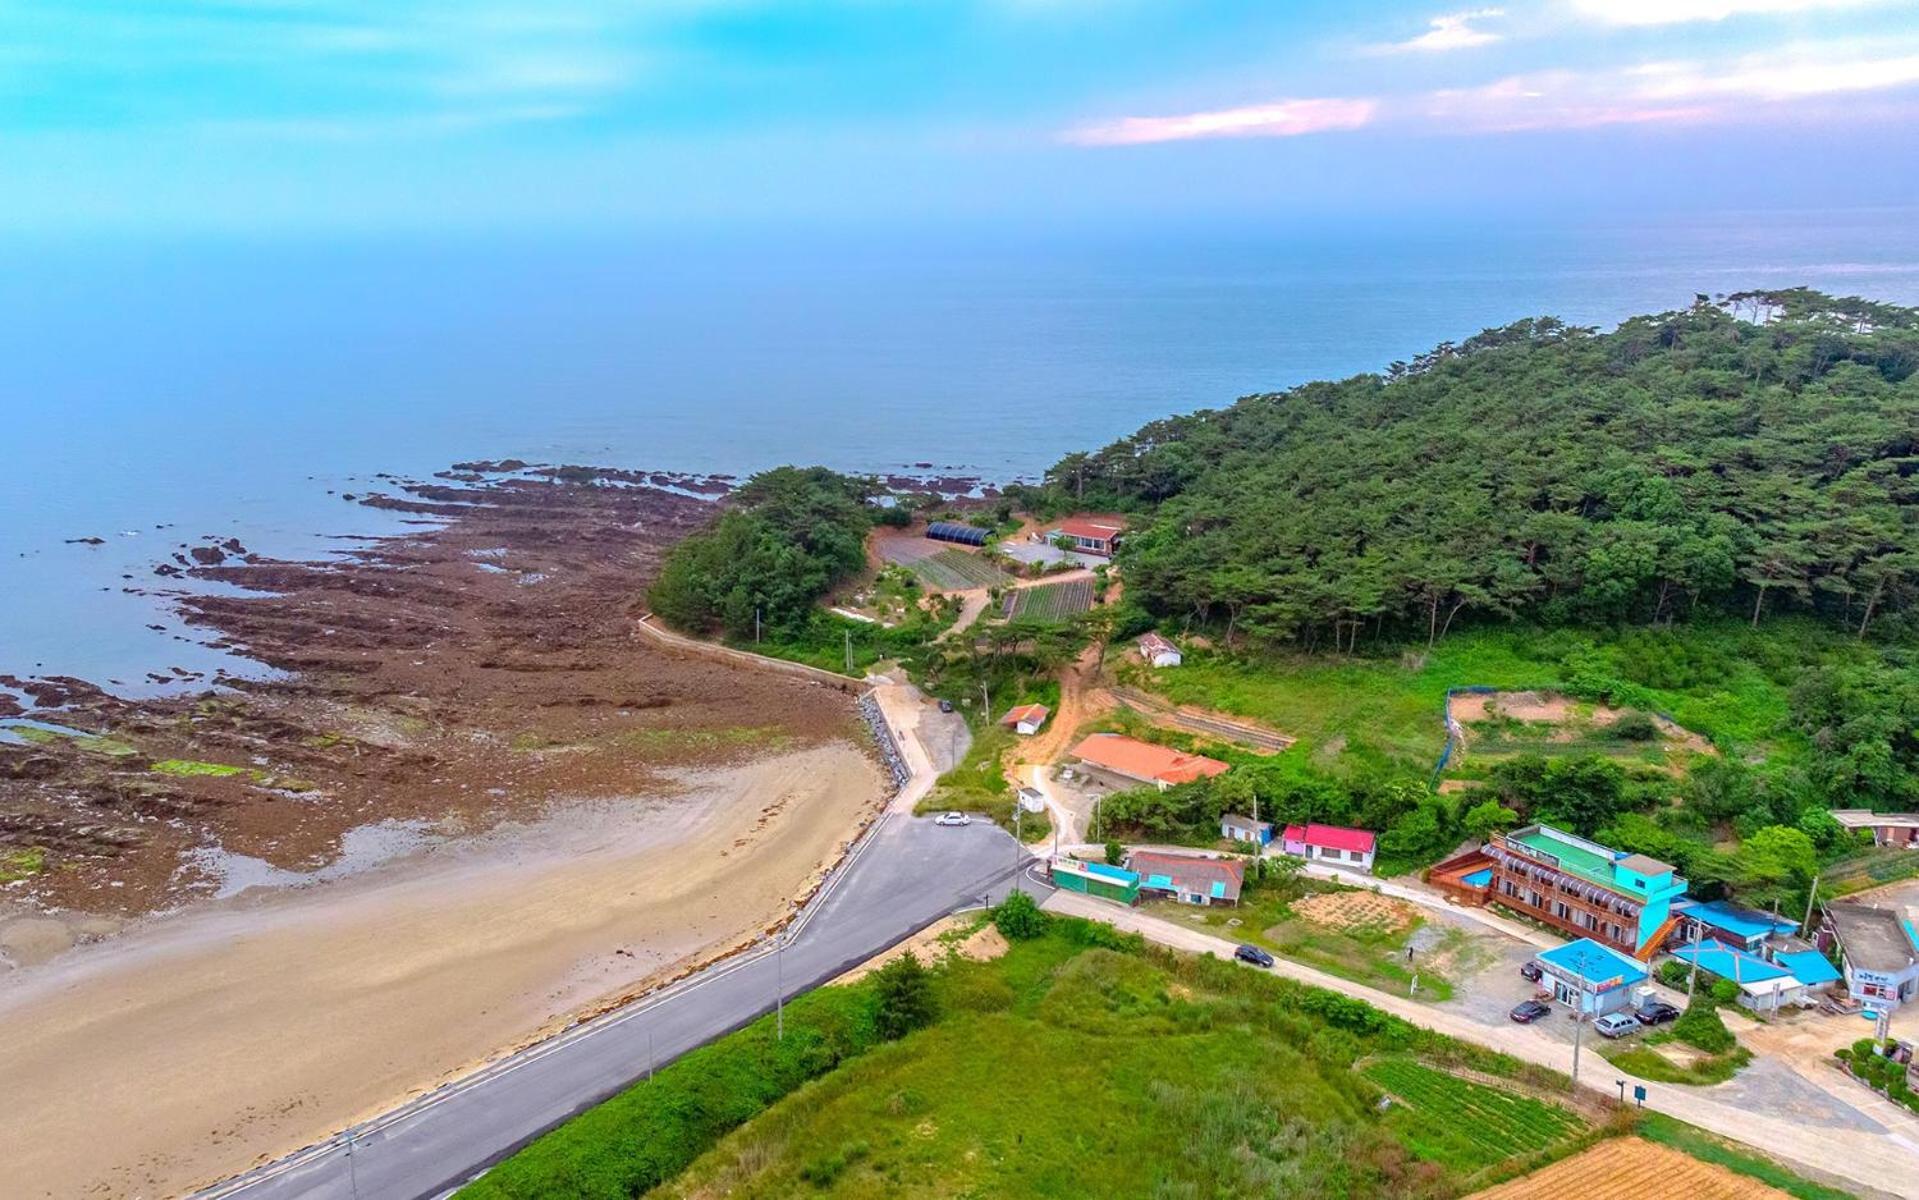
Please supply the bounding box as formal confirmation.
[1032,290,1919,648]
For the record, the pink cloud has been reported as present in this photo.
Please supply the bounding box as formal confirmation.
[1063,97,1378,146]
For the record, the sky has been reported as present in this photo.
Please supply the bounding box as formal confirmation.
[2,0,1917,232]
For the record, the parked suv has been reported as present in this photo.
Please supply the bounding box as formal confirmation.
[1594,1012,1642,1039]
[1519,961,1543,982]
[1636,1001,1682,1026]
[1235,944,1275,969]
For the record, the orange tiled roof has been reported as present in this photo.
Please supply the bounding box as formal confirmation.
[1070,733,1228,785]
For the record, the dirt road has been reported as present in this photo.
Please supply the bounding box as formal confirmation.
[0,743,886,1200]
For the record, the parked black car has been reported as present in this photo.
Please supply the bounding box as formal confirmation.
[1519,961,1543,982]
[1508,999,1553,1023]
[1636,1001,1682,1026]
[1235,944,1275,968]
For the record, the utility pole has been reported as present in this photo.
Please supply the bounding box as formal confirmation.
[1802,873,1820,935]
[980,681,991,726]
[1687,915,1703,1000]
[1013,803,1023,894]
[776,927,787,1041]
[344,1127,361,1200]
[755,606,761,644]
[1571,974,1586,1087]
[843,629,853,676]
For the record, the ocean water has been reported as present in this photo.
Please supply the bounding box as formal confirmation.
[3,209,1917,691]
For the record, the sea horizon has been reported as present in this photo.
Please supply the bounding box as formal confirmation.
[5,208,1919,692]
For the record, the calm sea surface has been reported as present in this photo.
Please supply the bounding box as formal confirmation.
[4,210,1918,690]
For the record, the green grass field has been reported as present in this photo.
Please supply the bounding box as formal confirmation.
[464,916,1849,1200]
[649,938,1578,1200]
[1147,620,1827,777]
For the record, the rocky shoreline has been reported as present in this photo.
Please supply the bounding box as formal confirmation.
[0,464,873,962]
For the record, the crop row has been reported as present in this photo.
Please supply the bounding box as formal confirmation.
[1363,1060,1582,1156]
[1002,579,1095,623]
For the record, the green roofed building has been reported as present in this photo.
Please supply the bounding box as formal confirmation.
[1049,858,1140,905]
[1485,824,1688,959]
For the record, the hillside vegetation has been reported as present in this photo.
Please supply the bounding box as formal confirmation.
[468,912,1846,1200]
[1024,292,1919,888]
[1050,290,1919,645]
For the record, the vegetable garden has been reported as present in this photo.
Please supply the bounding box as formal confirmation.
[1000,578,1095,623]
[1362,1058,1586,1171]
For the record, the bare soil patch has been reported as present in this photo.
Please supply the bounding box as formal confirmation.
[1467,1136,1791,1199]
[831,916,1008,985]
[1293,890,1419,934]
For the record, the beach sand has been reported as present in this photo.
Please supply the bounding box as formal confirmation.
[0,740,884,1200]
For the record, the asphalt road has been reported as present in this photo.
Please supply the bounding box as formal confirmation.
[194,815,1047,1200]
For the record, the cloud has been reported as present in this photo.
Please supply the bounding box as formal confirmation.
[1063,97,1378,145]
[1425,42,1919,129]
[1369,9,1506,53]
[1569,0,1884,25]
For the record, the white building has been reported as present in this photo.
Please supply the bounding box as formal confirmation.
[1137,632,1182,668]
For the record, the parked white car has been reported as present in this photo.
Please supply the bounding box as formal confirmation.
[935,811,971,827]
[1594,1012,1641,1039]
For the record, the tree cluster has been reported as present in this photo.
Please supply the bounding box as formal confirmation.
[648,466,877,638]
[1045,291,1919,647]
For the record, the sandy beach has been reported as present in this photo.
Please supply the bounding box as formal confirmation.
[0,741,884,1199]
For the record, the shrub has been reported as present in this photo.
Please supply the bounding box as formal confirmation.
[1104,840,1125,866]
[1608,712,1662,742]
[1655,960,1691,989]
[873,952,938,1040]
[1671,997,1736,1054]
[1708,978,1740,1005]
[993,890,1049,940]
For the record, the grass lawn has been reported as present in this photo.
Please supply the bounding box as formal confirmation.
[1147,619,1828,777]
[1598,1041,1752,1086]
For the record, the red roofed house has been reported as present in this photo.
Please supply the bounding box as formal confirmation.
[1281,823,1377,875]
[1051,518,1125,557]
[1128,850,1244,906]
[1000,703,1051,736]
[1070,733,1228,791]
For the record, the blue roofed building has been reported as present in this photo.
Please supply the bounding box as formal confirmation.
[1672,899,1799,955]
[1670,943,1816,1013]
[1534,938,1649,1016]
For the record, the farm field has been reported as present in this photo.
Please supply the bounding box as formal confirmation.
[1000,577,1094,623]
[1468,1136,1792,1200]
[875,536,1014,590]
[1361,1058,1586,1173]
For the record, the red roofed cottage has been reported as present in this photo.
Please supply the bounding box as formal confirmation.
[1281,823,1377,875]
